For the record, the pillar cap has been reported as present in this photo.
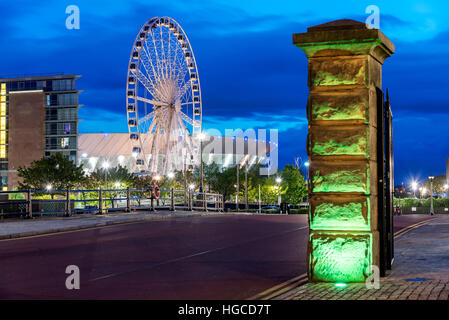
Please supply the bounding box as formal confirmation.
[293,19,394,63]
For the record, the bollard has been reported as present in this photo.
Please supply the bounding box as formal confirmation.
[98,187,103,215]
[170,187,175,211]
[150,189,155,212]
[27,189,32,218]
[65,188,71,217]
[188,190,192,211]
[126,187,130,212]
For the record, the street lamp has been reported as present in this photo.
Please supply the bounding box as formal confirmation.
[304,161,310,187]
[276,177,282,205]
[429,176,435,215]
[46,184,52,191]
[411,181,418,198]
[167,172,174,179]
[102,161,110,189]
[189,184,195,190]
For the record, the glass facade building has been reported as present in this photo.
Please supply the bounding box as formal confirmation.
[0,74,81,190]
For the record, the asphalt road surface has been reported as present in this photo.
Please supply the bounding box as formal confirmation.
[0,213,437,300]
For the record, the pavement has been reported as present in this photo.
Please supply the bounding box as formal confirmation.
[277,215,449,300]
[0,213,309,299]
[0,210,249,240]
[0,212,439,300]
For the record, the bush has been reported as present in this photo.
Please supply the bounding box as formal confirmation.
[395,197,449,208]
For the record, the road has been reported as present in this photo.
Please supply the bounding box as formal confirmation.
[0,213,437,299]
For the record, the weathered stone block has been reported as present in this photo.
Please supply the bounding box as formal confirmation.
[309,56,367,88]
[310,160,375,194]
[309,195,372,231]
[308,89,371,124]
[308,125,370,157]
[308,231,372,282]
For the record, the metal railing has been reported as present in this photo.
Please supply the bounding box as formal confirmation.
[0,188,224,220]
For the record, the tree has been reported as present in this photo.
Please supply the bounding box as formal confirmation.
[280,164,307,204]
[88,165,137,189]
[202,162,220,192]
[17,153,85,192]
[209,165,238,207]
[423,174,446,198]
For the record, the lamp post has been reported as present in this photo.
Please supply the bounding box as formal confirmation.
[429,176,434,215]
[102,161,110,189]
[276,177,282,206]
[411,181,418,198]
[304,161,310,188]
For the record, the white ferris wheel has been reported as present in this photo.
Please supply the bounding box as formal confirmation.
[126,17,202,176]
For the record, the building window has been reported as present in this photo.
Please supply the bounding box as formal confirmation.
[64,123,71,134]
[61,137,69,148]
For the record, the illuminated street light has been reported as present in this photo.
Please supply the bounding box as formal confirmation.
[429,176,435,215]
[189,184,195,190]
[411,181,418,198]
[275,177,282,206]
[102,161,110,189]
[304,161,310,188]
[167,172,174,179]
[114,182,121,188]
[46,184,52,191]
[154,175,161,181]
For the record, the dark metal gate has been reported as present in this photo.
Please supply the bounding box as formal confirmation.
[377,88,394,276]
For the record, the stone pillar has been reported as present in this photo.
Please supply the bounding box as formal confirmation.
[293,19,394,282]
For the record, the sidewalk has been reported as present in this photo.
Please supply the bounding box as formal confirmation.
[277,215,449,300]
[0,210,251,240]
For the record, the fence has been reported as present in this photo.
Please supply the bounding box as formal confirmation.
[400,206,449,215]
[0,188,224,220]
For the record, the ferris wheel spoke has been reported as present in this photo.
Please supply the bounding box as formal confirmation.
[148,30,165,83]
[138,49,166,101]
[159,26,169,80]
[178,110,194,125]
[132,69,157,100]
[136,96,167,107]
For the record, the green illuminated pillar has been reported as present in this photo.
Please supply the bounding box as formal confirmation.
[293,19,394,282]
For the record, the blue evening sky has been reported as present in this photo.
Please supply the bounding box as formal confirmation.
[1,0,448,184]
